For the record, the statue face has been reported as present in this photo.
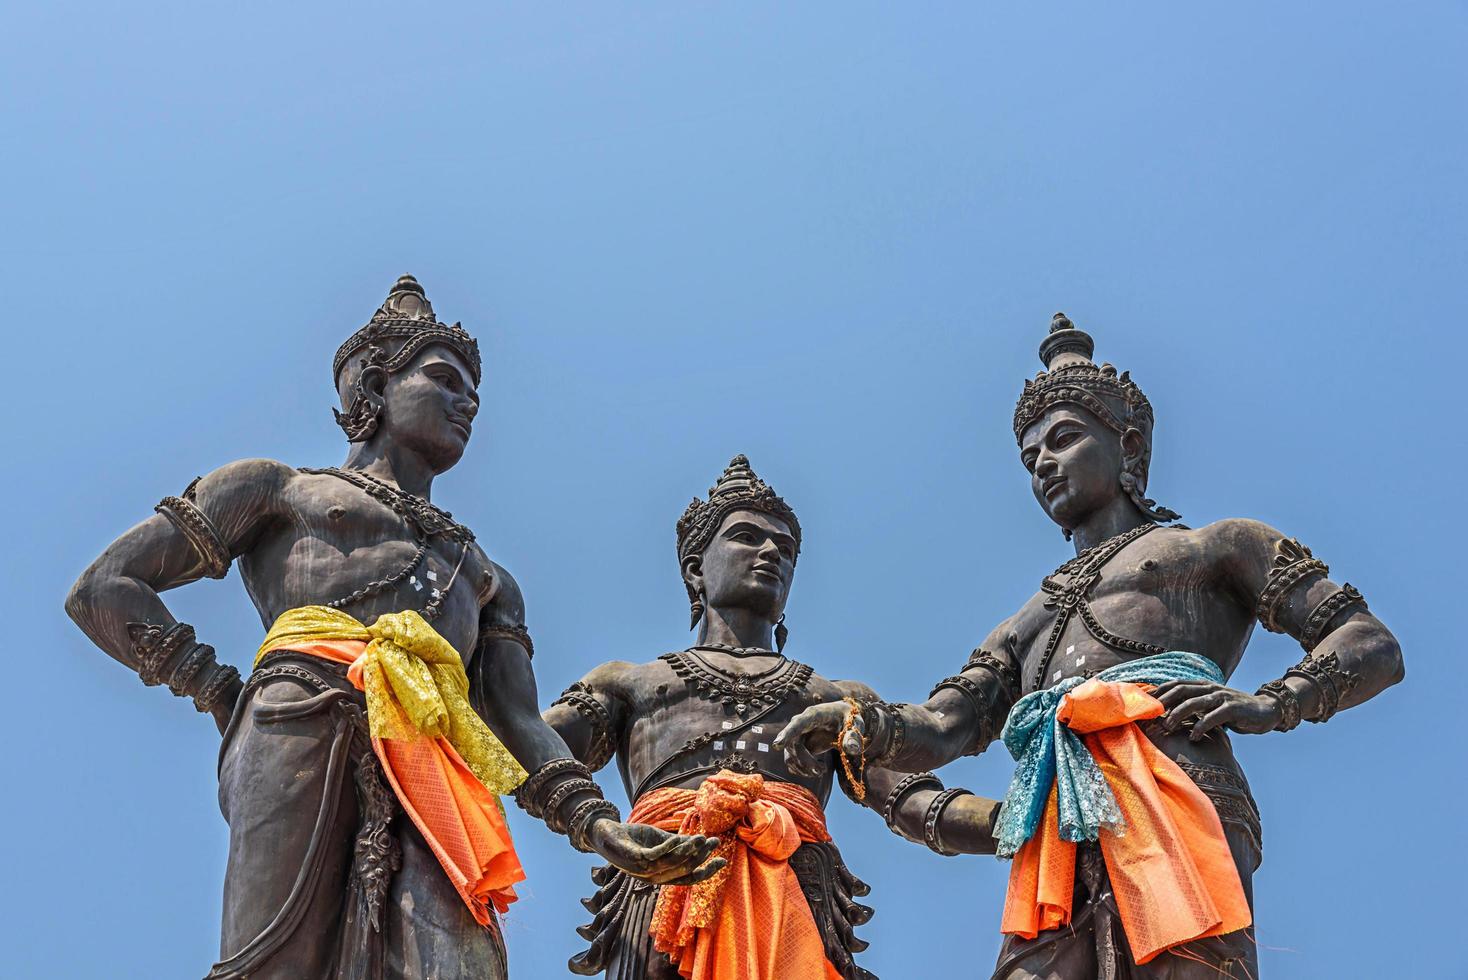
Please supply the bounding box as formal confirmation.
[376,345,481,473]
[689,509,797,623]
[1019,405,1125,531]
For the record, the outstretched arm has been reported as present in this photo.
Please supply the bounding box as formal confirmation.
[1157,519,1405,738]
[64,459,292,731]
[469,573,722,885]
[775,621,1020,777]
[540,661,631,774]
[826,680,1003,856]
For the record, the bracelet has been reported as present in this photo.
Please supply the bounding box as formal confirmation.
[551,684,616,771]
[862,701,908,768]
[881,771,943,829]
[929,674,995,756]
[543,778,599,833]
[1256,679,1302,732]
[1255,538,1329,634]
[923,788,971,856]
[167,642,215,698]
[962,650,1019,705]
[479,623,535,660]
[156,490,231,580]
[1299,585,1367,652]
[192,662,241,714]
[127,621,237,715]
[1285,651,1360,723]
[567,798,621,854]
[128,622,197,687]
[514,757,591,817]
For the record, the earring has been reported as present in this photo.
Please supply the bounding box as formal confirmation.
[333,378,381,442]
[774,614,788,653]
[688,596,704,630]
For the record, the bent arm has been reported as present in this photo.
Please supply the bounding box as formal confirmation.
[468,569,585,776]
[864,765,1001,856]
[64,459,291,727]
[540,661,630,772]
[1223,519,1405,723]
[470,571,722,883]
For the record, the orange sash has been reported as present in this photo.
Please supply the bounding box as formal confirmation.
[269,639,524,922]
[1001,679,1252,964]
[633,770,842,980]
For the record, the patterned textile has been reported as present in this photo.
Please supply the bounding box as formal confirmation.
[998,665,1252,964]
[256,605,526,923]
[632,770,843,980]
[994,652,1224,857]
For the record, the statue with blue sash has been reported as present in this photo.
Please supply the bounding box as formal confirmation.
[776,314,1405,978]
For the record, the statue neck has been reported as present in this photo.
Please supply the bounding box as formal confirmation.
[1069,493,1153,554]
[696,605,777,653]
[341,440,436,499]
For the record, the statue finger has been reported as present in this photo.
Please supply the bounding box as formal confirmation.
[635,830,691,863]
[841,728,864,758]
[1162,692,1223,731]
[645,836,713,874]
[772,709,821,753]
[660,857,728,887]
[1189,703,1235,741]
[784,735,826,777]
[1154,682,1217,708]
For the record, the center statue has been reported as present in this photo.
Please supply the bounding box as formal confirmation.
[542,454,969,980]
[775,314,1405,979]
[64,276,718,979]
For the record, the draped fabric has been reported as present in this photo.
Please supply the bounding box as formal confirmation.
[997,658,1252,964]
[256,606,526,923]
[994,652,1226,857]
[631,770,843,980]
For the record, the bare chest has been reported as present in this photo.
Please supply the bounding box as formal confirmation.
[1007,529,1250,693]
[239,475,495,653]
[618,655,833,800]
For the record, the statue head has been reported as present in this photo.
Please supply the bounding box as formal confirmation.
[332,275,483,472]
[1013,313,1179,537]
[676,455,801,647]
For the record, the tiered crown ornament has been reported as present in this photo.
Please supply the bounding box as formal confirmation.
[677,455,802,633]
[1013,313,1180,524]
[334,274,482,385]
[332,275,482,441]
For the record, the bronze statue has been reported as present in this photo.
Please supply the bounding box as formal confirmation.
[775,314,1405,979]
[65,276,719,980]
[541,455,919,980]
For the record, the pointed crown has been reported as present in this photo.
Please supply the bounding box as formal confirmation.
[333,275,482,385]
[676,455,802,569]
[1012,313,1154,444]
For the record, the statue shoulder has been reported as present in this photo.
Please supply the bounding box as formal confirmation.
[192,457,297,500]
[1192,517,1293,593]
[574,659,643,699]
[480,558,524,625]
[829,677,879,701]
[182,458,298,540]
[1194,518,1287,560]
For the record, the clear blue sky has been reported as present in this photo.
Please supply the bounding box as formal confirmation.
[3,3,1462,977]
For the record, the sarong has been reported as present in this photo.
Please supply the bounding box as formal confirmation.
[998,654,1252,966]
[256,605,526,923]
[631,770,845,980]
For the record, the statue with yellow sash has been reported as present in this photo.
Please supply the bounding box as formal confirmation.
[65,276,720,978]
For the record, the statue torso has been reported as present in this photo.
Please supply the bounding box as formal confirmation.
[1004,523,1257,772]
[611,651,844,805]
[235,469,498,658]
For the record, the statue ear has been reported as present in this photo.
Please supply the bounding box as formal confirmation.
[681,554,704,595]
[1119,427,1149,486]
[358,362,388,408]
[334,354,390,442]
